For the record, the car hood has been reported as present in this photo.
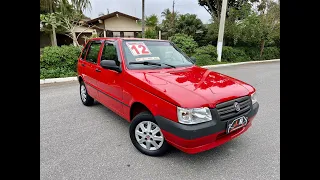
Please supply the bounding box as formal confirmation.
[127,66,253,108]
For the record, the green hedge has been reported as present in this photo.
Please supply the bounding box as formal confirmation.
[236,47,261,61]
[262,47,280,60]
[40,45,82,79]
[222,46,250,62]
[193,45,217,66]
[192,46,280,64]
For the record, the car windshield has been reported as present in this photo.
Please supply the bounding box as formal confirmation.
[122,40,194,69]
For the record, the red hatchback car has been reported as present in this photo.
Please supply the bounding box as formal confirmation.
[77,38,259,156]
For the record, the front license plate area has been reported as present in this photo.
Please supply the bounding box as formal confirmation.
[226,116,248,134]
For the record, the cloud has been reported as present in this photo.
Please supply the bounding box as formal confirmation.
[84,0,212,24]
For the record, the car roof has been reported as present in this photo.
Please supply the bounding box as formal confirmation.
[90,37,169,42]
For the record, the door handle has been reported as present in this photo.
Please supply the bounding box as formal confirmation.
[95,68,101,72]
[81,63,85,67]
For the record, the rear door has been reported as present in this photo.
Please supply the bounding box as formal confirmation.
[82,40,103,99]
[78,41,91,78]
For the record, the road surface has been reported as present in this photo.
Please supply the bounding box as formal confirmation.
[40,61,280,180]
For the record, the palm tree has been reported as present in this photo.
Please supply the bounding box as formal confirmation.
[161,8,171,18]
[40,0,58,14]
[71,0,92,14]
[145,14,159,28]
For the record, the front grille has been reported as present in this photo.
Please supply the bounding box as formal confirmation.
[216,96,251,121]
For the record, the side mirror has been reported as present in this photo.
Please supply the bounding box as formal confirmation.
[100,60,122,73]
[190,57,197,63]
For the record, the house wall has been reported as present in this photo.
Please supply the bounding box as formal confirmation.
[103,16,142,31]
[74,26,96,33]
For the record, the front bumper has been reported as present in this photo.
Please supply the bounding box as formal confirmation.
[155,102,259,154]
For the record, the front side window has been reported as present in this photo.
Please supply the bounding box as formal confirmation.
[86,42,101,64]
[101,42,120,66]
[122,40,194,69]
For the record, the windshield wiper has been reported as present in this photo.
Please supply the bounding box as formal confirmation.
[129,61,176,68]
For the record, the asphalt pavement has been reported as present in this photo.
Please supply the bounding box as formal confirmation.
[40,61,280,180]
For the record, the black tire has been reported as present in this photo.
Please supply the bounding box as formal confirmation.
[79,81,94,106]
[129,111,169,156]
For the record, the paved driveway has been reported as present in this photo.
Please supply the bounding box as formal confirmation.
[40,61,280,180]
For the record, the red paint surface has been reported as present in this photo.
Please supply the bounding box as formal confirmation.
[78,38,258,154]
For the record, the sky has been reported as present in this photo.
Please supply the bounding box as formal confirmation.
[84,0,212,24]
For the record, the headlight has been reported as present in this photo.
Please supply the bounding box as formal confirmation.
[177,107,212,124]
[251,92,257,104]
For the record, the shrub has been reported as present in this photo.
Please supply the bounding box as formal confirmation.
[40,45,82,79]
[262,47,280,60]
[145,28,157,39]
[169,33,198,56]
[236,47,261,61]
[222,46,250,62]
[194,54,215,66]
[40,68,77,79]
[193,45,218,66]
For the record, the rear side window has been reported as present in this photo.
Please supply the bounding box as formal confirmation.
[86,42,102,64]
[80,42,91,59]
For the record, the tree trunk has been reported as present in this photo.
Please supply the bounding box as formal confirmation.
[72,31,79,46]
[260,39,265,58]
[51,26,57,46]
[217,0,221,21]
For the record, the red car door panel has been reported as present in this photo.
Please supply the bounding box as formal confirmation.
[82,41,103,99]
[96,41,125,116]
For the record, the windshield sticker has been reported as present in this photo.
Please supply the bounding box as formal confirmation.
[136,57,160,61]
[126,42,152,56]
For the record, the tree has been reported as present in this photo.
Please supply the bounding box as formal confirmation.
[145,14,159,28]
[145,29,158,39]
[176,14,204,37]
[40,13,60,46]
[40,0,59,14]
[205,1,252,46]
[40,0,92,46]
[198,0,258,22]
[159,8,179,38]
[240,0,279,56]
[40,0,60,46]
[71,0,91,14]
[161,8,171,18]
[169,33,198,56]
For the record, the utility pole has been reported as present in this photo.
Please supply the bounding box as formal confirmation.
[217,0,228,62]
[141,0,145,38]
[172,0,175,27]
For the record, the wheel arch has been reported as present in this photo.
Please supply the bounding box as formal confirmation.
[130,102,152,121]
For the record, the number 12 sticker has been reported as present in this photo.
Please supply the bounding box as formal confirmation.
[126,42,152,56]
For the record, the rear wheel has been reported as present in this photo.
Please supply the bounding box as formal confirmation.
[129,111,169,156]
[80,81,94,106]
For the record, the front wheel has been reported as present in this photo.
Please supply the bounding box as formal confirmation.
[80,81,94,106]
[129,112,169,156]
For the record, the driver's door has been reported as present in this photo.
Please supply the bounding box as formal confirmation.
[96,41,124,116]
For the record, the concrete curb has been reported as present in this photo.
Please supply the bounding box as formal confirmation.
[40,77,77,84]
[202,59,280,68]
[40,59,279,84]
